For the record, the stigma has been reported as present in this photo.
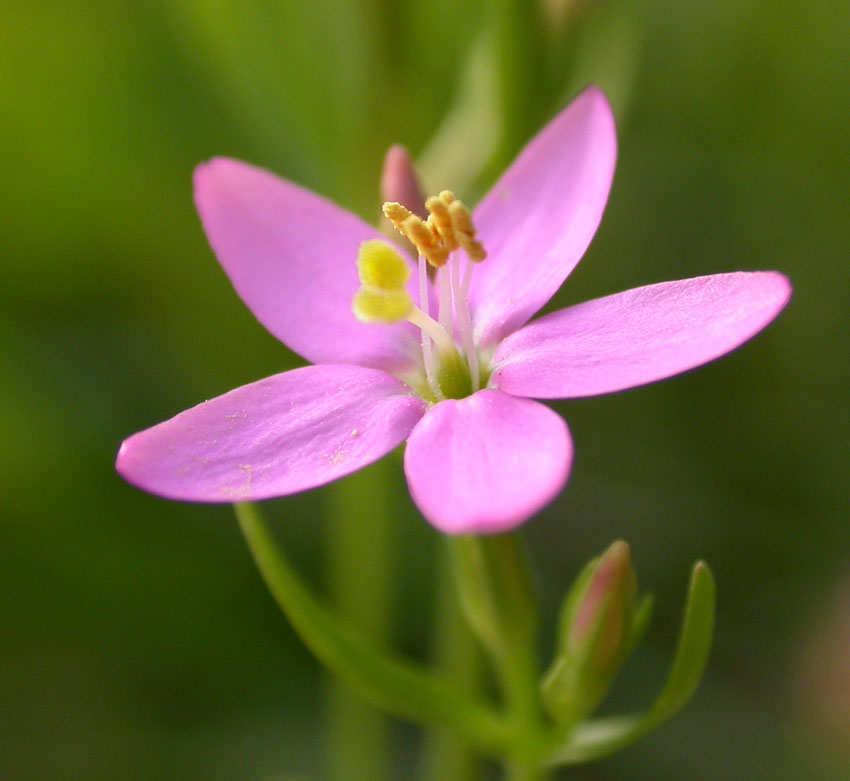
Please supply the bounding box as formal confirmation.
[352,192,489,403]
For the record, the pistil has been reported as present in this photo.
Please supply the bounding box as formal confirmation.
[417,253,438,399]
[451,252,480,391]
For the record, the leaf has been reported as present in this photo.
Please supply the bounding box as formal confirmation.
[646,561,715,721]
[235,502,506,756]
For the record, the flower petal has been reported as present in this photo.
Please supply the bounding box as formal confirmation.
[469,87,617,347]
[491,271,792,399]
[194,158,418,370]
[116,365,426,502]
[403,390,573,535]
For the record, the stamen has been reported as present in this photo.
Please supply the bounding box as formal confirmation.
[447,201,486,261]
[424,193,459,253]
[382,201,413,230]
[383,202,448,267]
[368,191,489,401]
[461,255,474,297]
[437,264,453,335]
[404,216,449,266]
[451,253,480,390]
[417,254,439,399]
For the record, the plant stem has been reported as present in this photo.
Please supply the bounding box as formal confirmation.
[421,543,483,781]
[325,464,393,780]
[448,534,552,780]
[235,502,507,759]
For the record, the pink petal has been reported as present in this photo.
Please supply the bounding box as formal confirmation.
[491,271,792,399]
[194,158,419,371]
[116,365,426,502]
[404,390,573,535]
[469,87,617,347]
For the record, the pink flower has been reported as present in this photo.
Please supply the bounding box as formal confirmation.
[116,88,791,535]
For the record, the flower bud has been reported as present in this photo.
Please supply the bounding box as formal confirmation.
[380,145,426,218]
[541,541,641,724]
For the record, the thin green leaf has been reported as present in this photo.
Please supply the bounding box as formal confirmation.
[646,561,715,722]
[235,502,507,756]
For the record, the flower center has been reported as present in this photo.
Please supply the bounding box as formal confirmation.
[352,192,489,403]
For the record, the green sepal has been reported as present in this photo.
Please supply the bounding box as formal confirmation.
[234,502,507,756]
[626,592,655,655]
[554,556,599,640]
[544,560,716,765]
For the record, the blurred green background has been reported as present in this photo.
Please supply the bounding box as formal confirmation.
[2,0,849,778]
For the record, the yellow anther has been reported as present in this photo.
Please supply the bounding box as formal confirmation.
[448,201,487,262]
[403,215,449,267]
[352,288,413,323]
[382,202,413,234]
[384,201,447,266]
[381,191,486,266]
[425,195,459,253]
[357,239,410,291]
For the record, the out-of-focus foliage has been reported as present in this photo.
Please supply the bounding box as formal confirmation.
[1,0,848,778]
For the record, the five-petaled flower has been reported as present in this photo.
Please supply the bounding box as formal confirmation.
[116,88,791,535]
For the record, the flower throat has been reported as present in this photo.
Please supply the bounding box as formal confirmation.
[352,192,489,404]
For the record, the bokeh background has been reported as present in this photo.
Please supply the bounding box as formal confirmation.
[2,0,849,778]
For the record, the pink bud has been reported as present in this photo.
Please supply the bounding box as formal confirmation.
[568,540,634,660]
[380,145,426,217]
[541,541,638,723]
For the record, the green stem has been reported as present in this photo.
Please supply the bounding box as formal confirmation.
[448,534,551,779]
[495,567,549,781]
[421,544,483,781]
[325,467,393,780]
[234,502,507,757]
